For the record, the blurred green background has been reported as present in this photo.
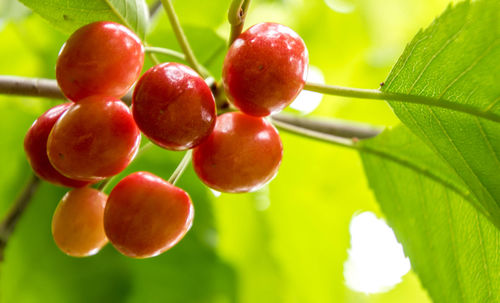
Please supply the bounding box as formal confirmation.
[0,0,454,301]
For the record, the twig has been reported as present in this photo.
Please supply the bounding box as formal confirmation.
[0,174,41,261]
[272,113,382,139]
[0,76,64,100]
[272,119,357,149]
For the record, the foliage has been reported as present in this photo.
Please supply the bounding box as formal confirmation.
[0,0,498,302]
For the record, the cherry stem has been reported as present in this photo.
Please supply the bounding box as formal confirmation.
[145,47,213,77]
[160,0,208,78]
[168,150,192,186]
[228,0,251,45]
[145,46,185,61]
[96,142,154,192]
[0,174,40,261]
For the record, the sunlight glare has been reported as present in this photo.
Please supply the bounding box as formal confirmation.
[344,212,411,294]
[290,66,324,114]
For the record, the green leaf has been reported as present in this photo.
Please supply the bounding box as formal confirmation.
[360,125,500,303]
[18,0,149,39]
[382,0,500,223]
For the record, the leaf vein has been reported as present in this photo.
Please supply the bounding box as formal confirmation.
[407,21,468,94]
[437,39,500,99]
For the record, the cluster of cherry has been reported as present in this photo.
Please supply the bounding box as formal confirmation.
[24,20,308,259]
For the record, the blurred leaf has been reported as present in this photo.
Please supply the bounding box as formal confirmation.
[170,0,231,28]
[0,0,30,25]
[382,0,500,224]
[18,0,149,39]
[360,125,500,303]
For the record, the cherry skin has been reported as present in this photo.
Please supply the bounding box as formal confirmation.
[132,62,216,151]
[104,172,194,258]
[192,112,283,193]
[24,103,89,187]
[52,187,108,257]
[223,22,308,117]
[47,96,141,182]
[56,21,144,101]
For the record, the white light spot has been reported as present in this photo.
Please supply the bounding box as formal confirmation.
[324,0,356,14]
[344,212,411,294]
[254,186,270,211]
[210,189,221,197]
[290,66,324,115]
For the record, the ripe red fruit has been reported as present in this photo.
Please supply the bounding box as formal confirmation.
[223,22,308,117]
[24,103,89,188]
[56,21,144,102]
[52,187,108,257]
[192,112,283,193]
[132,62,216,150]
[47,96,141,182]
[104,172,194,258]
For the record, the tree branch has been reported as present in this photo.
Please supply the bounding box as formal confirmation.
[0,76,384,140]
[0,75,133,104]
[0,174,41,261]
[271,113,382,139]
[0,76,64,100]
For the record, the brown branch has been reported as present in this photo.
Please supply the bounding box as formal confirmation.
[0,75,383,139]
[271,113,383,139]
[0,174,41,261]
[0,75,133,104]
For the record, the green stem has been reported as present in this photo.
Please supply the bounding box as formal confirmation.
[160,0,207,78]
[228,0,251,45]
[304,81,500,124]
[145,46,186,61]
[96,142,154,192]
[168,150,192,186]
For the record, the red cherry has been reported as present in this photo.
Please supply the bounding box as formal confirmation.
[24,103,89,188]
[192,112,283,193]
[52,187,108,257]
[223,22,308,116]
[47,96,141,182]
[104,172,194,258]
[132,62,216,151]
[56,21,144,101]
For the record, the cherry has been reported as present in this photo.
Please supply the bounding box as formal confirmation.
[24,103,89,188]
[132,62,216,151]
[56,21,144,102]
[47,96,141,182]
[192,112,283,193]
[52,187,108,257]
[104,172,194,258]
[223,22,308,117]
